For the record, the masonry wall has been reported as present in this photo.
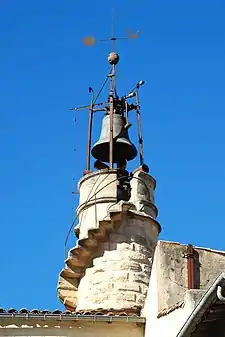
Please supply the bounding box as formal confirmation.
[144,289,207,337]
[144,240,225,315]
[143,240,225,337]
[58,169,160,313]
[0,322,144,337]
[76,213,159,313]
[144,245,206,337]
[77,170,118,240]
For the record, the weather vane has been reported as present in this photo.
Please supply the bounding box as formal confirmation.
[82,9,139,51]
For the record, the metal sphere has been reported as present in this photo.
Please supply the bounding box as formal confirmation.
[108,52,119,65]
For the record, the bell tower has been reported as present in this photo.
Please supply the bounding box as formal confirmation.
[57,41,161,315]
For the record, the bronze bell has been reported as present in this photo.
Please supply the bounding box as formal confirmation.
[91,114,137,164]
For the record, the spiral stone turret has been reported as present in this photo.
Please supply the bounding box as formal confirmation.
[57,168,160,314]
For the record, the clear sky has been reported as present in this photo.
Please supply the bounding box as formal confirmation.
[0,0,225,310]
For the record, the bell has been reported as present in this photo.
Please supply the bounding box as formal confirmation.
[91,114,137,164]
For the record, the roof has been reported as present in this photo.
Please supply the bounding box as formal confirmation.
[0,308,145,326]
[160,240,225,256]
[157,301,184,318]
[176,272,225,337]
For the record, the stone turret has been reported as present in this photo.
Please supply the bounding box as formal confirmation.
[57,168,160,314]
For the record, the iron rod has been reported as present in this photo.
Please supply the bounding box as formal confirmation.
[135,87,144,166]
[111,8,115,51]
[125,101,129,124]
[71,101,109,111]
[187,244,195,289]
[86,91,94,171]
[109,66,115,169]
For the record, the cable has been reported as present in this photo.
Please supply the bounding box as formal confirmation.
[64,173,110,260]
[93,69,112,106]
[71,114,77,246]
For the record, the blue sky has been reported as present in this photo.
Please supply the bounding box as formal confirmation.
[0,0,225,310]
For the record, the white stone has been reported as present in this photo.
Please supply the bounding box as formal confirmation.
[77,170,117,240]
[76,210,159,312]
[129,171,156,217]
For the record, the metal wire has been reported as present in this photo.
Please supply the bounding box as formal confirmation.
[93,71,111,106]
[64,175,104,259]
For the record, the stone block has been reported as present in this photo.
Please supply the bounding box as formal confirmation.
[140,284,149,297]
[116,282,142,293]
[131,272,150,286]
[126,251,152,264]
[135,293,146,306]
[113,291,137,302]
[129,171,156,215]
[117,242,131,252]
[121,224,146,238]
[141,263,151,274]
[109,233,128,243]
[130,235,148,246]
[86,282,115,295]
[103,250,124,261]
[107,271,130,282]
[98,261,142,273]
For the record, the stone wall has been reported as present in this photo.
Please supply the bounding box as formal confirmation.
[144,248,207,337]
[144,288,206,337]
[77,170,117,240]
[76,213,159,313]
[144,240,225,315]
[129,171,157,218]
[58,169,160,313]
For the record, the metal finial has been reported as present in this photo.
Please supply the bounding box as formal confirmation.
[108,52,119,65]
